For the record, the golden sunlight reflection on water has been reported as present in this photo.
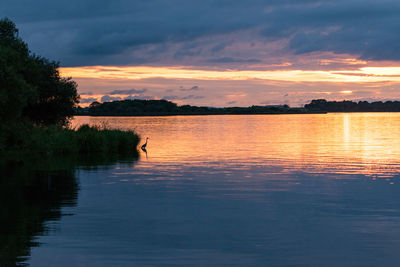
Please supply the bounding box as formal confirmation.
[72,113,400,179]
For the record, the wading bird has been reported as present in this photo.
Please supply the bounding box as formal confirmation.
[141,137,149,150]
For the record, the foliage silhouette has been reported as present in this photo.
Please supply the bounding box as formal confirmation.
[305,99,400,112]
[0,18,139,153]
[0,18,79,126]
[22,55,79,126]
[81,99,308,116]
[26,124,140,155]
[82,98,400,116]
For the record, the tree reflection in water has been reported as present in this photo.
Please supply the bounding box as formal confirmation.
[0,152,138,266]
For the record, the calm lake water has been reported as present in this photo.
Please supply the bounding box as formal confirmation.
[3,113,400,266]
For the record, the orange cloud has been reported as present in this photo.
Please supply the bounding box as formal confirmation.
[61,65,400,84]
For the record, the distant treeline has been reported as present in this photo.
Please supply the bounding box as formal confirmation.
[75,99,400,116]
[75,100,316,116]
[305,99,400,112]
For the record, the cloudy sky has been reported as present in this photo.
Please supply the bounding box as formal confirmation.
[3,0,400,106]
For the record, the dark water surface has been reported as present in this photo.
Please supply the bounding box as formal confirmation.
[3,114,400,266]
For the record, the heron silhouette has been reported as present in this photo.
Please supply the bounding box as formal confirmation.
[141,137,149,151]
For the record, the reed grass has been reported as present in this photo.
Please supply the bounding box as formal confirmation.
[27,124,140,155]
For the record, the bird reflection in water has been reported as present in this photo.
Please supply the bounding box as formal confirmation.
[141,147,148,159]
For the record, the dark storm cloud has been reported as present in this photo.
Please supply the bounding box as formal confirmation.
[211,43,229,54]
[262,1,400,60]
[108,88,147,95]
[3,0,400,65]
[207,57,262,63]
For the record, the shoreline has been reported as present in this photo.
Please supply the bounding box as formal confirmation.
[74,111,327,117]
[72,111,400,117]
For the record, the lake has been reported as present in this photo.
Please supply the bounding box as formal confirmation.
[3,113,400,266]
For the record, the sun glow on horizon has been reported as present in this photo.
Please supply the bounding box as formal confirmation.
[63,64,400,107]
[60,65,400,84]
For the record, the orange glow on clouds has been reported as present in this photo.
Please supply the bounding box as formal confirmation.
[61,65,400,84]
[319,58,367,66]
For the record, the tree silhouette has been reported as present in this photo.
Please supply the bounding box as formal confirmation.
[0,17,79,126]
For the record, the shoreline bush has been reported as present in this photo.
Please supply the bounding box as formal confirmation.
[27,124,140,155]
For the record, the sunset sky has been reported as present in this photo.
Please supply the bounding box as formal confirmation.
[3,0,400,107]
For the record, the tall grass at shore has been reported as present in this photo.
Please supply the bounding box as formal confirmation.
[27,124,140,155]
